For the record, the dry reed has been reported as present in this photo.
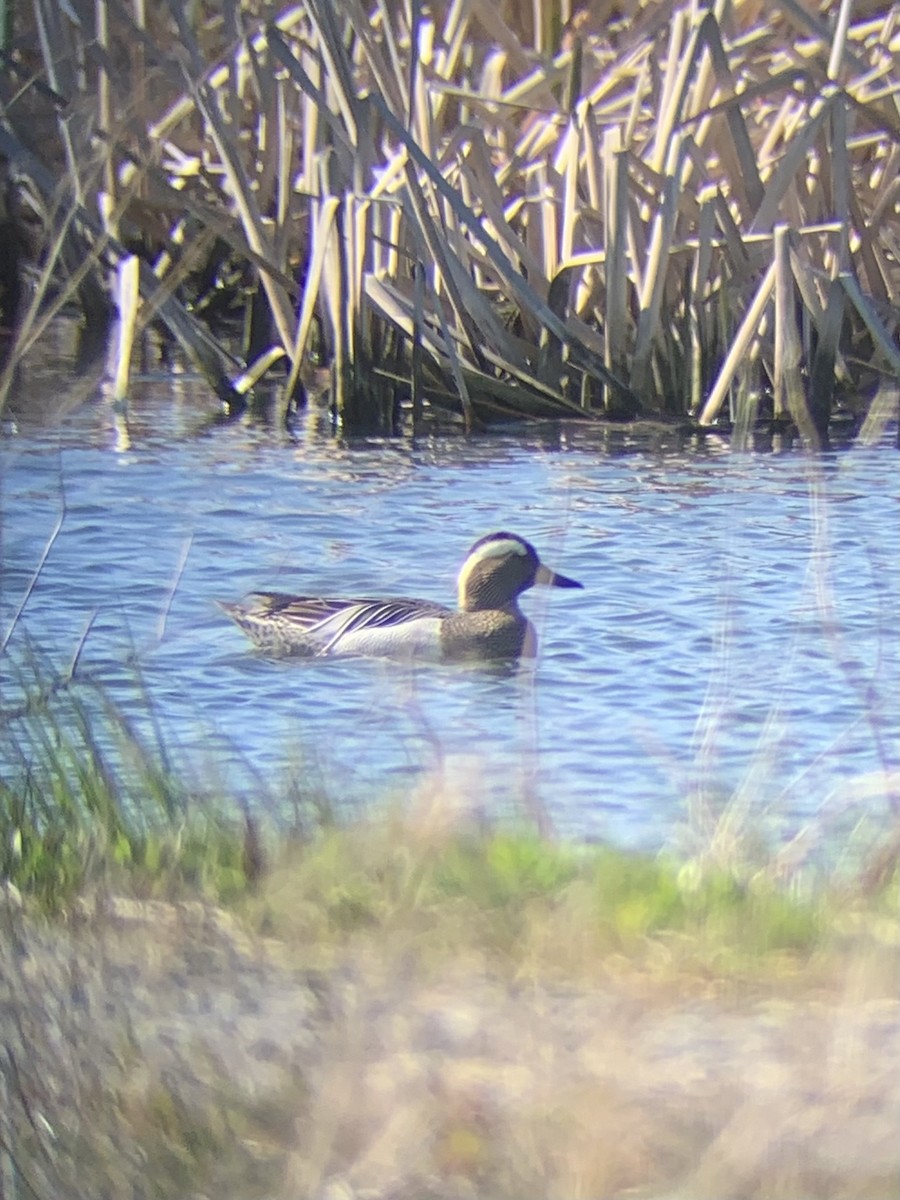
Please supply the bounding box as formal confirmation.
[0,0,898,439]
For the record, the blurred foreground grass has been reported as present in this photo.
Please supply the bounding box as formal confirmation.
[0,705,897,1195]
[1,692,898,1199]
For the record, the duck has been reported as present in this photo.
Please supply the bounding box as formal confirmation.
[219,531,582,661]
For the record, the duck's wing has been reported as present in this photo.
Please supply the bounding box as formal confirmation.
[242,593,451,654]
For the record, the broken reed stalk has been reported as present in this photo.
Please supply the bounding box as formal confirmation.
[109,254,140,407]
[773,224,805,427]
[0,1,898,437]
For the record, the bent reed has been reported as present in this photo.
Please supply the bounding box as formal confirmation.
[0,1,898,440]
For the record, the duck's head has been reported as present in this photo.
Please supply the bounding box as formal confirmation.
[456,532,582,612]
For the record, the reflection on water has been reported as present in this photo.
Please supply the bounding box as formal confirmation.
[1,369,897,854]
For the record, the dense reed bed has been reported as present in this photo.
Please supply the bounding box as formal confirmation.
[1,0,899,438]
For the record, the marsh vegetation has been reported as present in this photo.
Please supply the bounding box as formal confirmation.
[0,0,898,439]
[1,3,899,1195]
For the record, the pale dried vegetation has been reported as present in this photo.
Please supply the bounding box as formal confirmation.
[1,3,899,1196]
[0,796,898,1200]
[1,0,899,438]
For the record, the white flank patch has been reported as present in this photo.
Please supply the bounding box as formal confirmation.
[319,617,445,661]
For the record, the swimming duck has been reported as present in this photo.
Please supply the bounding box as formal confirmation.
[219,531,582,661]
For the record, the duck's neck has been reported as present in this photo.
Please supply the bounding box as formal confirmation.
[458,578,522,613]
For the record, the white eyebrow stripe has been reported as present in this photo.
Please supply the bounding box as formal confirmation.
[467,537,527,565]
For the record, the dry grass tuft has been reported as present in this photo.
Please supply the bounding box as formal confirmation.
[1,791,898,1199]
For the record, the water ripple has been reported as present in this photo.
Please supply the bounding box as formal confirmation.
[1,402,897,852]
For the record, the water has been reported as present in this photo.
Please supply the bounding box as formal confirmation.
[2,371,898,853]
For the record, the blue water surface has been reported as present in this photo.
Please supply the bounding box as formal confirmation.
[2,364,897,858]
